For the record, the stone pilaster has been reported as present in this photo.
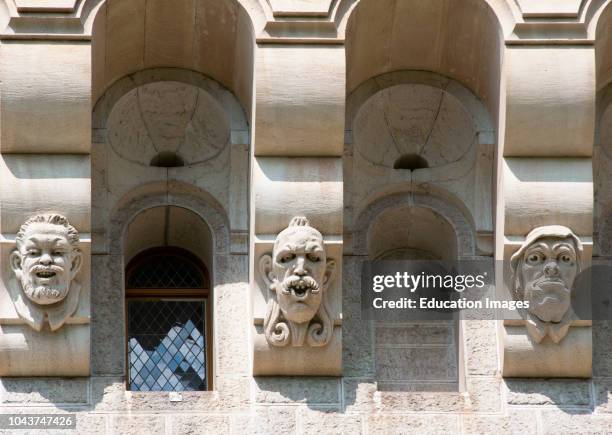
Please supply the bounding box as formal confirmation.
[498,13,595,376]
[250,7,345,375]
[0,36,92,375]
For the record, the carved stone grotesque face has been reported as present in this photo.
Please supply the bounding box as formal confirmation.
[10,215,82,306]
[260,217,336,347]
[521,236,577,322]
[511,225,582,343]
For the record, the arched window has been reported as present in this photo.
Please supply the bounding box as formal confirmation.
[125,248,211,391]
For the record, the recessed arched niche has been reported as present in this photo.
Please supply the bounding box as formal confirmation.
[89,0,253,388]
[367,206,458,261]
[343,0,502,396]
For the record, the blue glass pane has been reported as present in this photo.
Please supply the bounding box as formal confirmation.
[127,300,206,391]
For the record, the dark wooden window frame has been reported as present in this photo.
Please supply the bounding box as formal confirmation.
[125,247,213,391]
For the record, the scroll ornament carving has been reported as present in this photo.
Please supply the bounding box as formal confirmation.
[510,225,582,344]
[259,217,336,347]
[8,214,83,332]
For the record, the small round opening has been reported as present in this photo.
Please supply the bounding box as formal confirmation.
[393,154,429,170]
[150,152,185,168]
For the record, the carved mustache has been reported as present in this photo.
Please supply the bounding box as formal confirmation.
[281,276,319,297]
[28,264,64,279]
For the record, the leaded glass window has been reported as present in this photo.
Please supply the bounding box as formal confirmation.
[127,300,207,391]
[126,251,206,289]
[125,248,210,392]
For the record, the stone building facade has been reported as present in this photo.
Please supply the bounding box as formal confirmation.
[0,0,611,433]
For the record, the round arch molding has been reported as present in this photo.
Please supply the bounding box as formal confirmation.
[343,0,505,126]
[89,0,259,118]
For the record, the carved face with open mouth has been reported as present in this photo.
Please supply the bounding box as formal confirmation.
[273,229,326,324]
[262,219,335,325]
[11,220,82,305]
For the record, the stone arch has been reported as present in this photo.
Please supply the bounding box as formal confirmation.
[92,186,239,379]
[343,0,504,127]
[334,0,516,42]
[109,188,230,259]
[345,71,494,255]
[353,191,476,259]
[346,71,494,140]
[91,68,250,254]
[89,0,258,117]
[93,68,248,137]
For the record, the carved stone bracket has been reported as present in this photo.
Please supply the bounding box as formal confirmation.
[0,213,90,376]
[252,216,342,375]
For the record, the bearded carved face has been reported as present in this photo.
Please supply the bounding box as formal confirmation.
[520,236,577,323]
[10,220,82,306]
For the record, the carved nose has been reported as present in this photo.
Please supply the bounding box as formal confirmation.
[544,262,559,277]
[39,253,52,265]
[294,257,307,276]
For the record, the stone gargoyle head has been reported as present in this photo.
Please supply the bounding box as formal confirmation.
[510,225,583,343]
[8,213,83,331]
[259,216,336,347]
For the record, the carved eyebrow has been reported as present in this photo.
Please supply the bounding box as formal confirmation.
[525,243,550,253]
[552,243,575,252]
[305,242,324,252]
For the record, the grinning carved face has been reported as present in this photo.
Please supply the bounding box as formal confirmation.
[10,216,82,306]
[260,217,336,347]
[520,236,578,323]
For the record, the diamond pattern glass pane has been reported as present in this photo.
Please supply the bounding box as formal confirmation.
[127,300,206,391]
[127,254,204,288]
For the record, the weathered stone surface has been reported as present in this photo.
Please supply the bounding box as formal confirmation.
[230,407,297,435]
[463,320,498,375]
[75,414,107,435]
[461,410,538,435]
[374,346,457,381]
[109,415,165,435]
[342,299,374,378]
[91,255,124,375]
[169,414,230,435]
[505,379,591,407]
[540,411,612,434]
[215,283,250,375]
[106,81,229,166]
[366,414,459,434]
[343,376,500,413]
[0,378,88,405]
[593,320,612,377]
[353,83,475,169]
[91,376,250,412]
[593,378,612,413]
[374,324,453,345]
[254,377,340,404]
[300,408,363,435]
